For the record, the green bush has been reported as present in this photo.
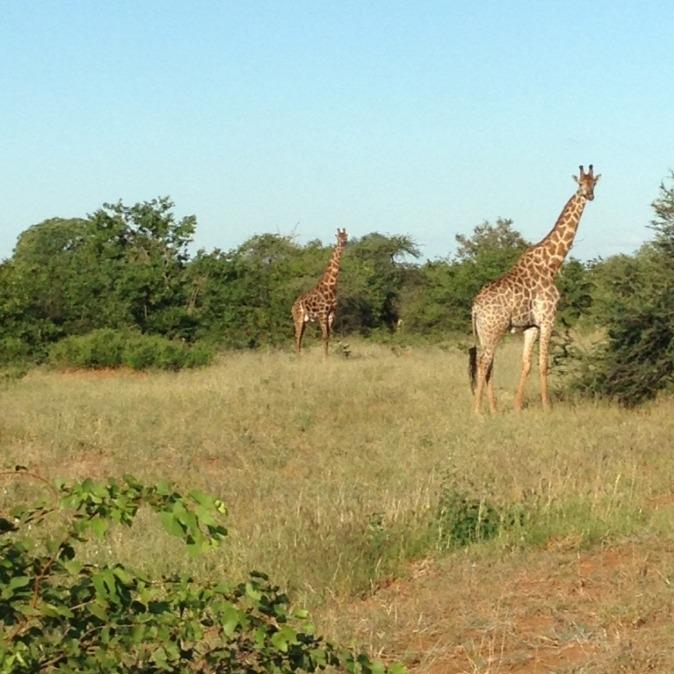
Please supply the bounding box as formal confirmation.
[569,174,674,406]
[48,330,215,371]
[0,338,31,366]
[435,484,502,549]
[0,470,403,674]
[49,328,125,368]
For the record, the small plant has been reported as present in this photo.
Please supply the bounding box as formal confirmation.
[0,468,404,674]
[435,482,502,549]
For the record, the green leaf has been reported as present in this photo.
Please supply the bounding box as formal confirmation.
[8,575,31,590]
[245,581,262,601]
[89,516,109,538]
[89,602,108,621]
[388,664,407,674]
[271,630,289,652]
[219,602,241,637]
[189,489,213,508]
[159,510,184,537]
[271,626,297,653]
[151,646,170,671]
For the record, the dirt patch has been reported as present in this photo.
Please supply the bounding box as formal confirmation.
[323,540,674,673]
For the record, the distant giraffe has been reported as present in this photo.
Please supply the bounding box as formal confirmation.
[469,165,601,413]
[292,228,348,356]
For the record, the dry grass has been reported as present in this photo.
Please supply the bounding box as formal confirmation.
[1,339,673,670]
[325,538,674,673]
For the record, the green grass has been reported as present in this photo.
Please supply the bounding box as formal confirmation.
[1,339,672,610]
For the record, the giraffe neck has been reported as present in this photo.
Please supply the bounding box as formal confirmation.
[318,242,345,290]
[532,191,588,276]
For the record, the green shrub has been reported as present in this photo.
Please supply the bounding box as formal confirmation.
[435,484,502,549]
[0,470,403,674]
[0,338,31,366]
[49,328,125,368]
[48,330,215,371]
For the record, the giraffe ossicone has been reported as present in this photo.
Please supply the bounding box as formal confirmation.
[292,228,348,356]
[469,165,600,413]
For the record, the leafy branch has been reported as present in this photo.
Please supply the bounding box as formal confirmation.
[0,470,404,673]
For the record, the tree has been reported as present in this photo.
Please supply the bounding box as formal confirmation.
[572,174,674,405]
[338,233,420,334]
[85,198,197,337]
[454,218,528,263]
[186,234,308,348]
[555,257,594,329]
[399,219,528,336]
[0,218,89,353]
[0,199,198,357]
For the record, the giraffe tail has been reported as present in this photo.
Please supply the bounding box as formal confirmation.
[469,346,478,394]
[469,309,478,393]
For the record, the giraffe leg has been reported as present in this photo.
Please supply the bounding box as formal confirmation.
[473,348,495,415]
[294,318,306,354]
[485,359,496,413]
[514,327,539,411]
[292,304,306,354]
[320,317,330,357]
[538,323,553,409]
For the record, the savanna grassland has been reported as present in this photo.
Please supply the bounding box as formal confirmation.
[1,341,673,672]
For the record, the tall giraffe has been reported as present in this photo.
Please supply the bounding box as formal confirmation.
[292,228,348,356]
[469,165,600,413]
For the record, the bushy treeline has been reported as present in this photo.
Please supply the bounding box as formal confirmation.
[0,199,589,361]
[1,174,673,404]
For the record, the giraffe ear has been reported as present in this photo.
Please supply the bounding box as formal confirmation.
[594,173,602,183]
[572,174,579,184]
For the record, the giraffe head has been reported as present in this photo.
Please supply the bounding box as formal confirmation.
[572,164,601,201]
[335,228,349,247]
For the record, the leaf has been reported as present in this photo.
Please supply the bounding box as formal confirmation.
[88,516,109,538]
[219,602,241,637]
[388,664,407,674]
[193,504,216,527]
[89,602,108,621]
[271,626,297,653]
[245,581,262,601]
[151,646,171,671]
[189,489,213,508]
[112,565,134,586]
[271,630,289,652]
[92,573,108,600]
[159,510,184,538]
[8,575,31,590]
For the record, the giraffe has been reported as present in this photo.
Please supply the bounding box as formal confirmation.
[469,165,600,414]
[292,228,348,356]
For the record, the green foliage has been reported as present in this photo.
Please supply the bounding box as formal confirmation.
[0,176,669,377]
[187,235,308,348]
[0,338,30,366]
[571,174,674,406]
[435,483,502,549]
[400,219,528,335]
[555,258,594,328]
[1,199,196,356]
[0,470,403,674]
[338,234,420,335]
[48,330,214,371]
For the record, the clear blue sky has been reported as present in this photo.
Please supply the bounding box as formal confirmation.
[2,1,673,261]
